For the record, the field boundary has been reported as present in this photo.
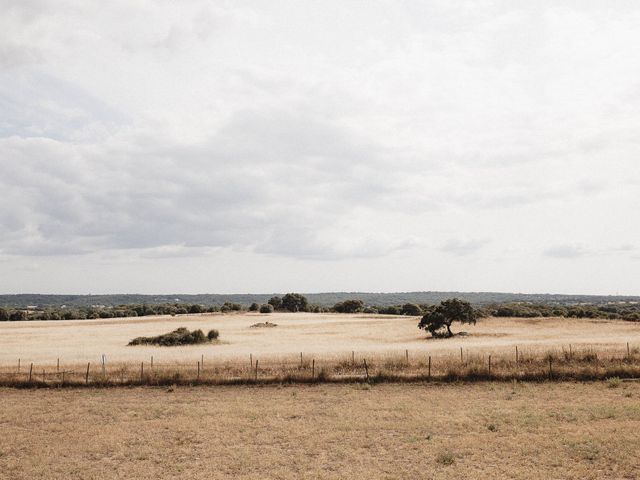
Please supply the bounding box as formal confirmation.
[2,344,639,389]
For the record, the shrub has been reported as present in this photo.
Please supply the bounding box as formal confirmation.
[128,327,210,346]
[207,329,219,340]
[259,304,274,314]
[189,304,203,314]
[333,299,364,313]
[9,310,28,321]
[221,302,242,312]
[401,303,423,316]
[249,303,260,311]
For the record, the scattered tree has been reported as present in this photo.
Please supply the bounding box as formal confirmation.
[281,293,308,312]
[249,302,260,311]
[418,298,478,338]
[268,296,283,310]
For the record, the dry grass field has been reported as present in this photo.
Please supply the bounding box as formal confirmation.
[1,312,639,368]
[1,382,639,479]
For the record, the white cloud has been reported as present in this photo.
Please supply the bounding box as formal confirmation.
[1,0,640,294]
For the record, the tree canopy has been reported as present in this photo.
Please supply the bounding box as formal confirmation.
[418,298,477,338]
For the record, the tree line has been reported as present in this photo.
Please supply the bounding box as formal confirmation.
[1,292,639,323]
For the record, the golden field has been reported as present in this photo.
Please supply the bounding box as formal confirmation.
[1,312,639,368]
[1,382,639,479]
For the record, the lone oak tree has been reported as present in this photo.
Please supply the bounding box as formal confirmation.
[418,298,477,338]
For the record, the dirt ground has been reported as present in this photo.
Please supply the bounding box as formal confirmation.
[1,382,639,479]
[1,313,639,367]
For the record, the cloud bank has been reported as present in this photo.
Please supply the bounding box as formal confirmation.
[1,0,639,294]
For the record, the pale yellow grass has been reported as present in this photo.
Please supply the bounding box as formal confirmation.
[1,382,639,479]
[1,313,639,368]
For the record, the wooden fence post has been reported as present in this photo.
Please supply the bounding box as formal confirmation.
[250,353,253,368]
[569,344,572,359]
[363,359,369,382]
[86,362,90,385]
[255,359,259,381]
[300,352,303,367]
[405,349,409,364]
[29,363,33,382]
[428,356,431,379]
[627,342,631,358]
[201,354,204,368]
[460,347,463,363]
[352,351,355,366]
[57,358,59,373]
[312,359,315,379]
[515,346,518,363]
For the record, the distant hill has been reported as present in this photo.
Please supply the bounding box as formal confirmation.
[1,292,638,308]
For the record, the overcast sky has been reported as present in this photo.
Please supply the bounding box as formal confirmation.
[1,0,639,295]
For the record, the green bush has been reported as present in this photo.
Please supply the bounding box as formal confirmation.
[259,304,274,314]
[128,327,209,346]
[207,329,219,340]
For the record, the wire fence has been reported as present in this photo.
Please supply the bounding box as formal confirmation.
[1,342,639,387]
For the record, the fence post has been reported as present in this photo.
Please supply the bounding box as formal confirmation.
[197,361,200,381]
[255,359,259,381]
[312,359,315,379]
[460,347,463,363]
[428,356,431,379]
[405,349,409,364]
[57,358,60,373]
[515,346,518,363]
[250,353,253,368]
[548,357,553,380]
[300,352,303,367]
[488,355,491,377]
[151,356,154,368]
[352,351,355,366]
[29,363,33,382]
[86,362,90,385]
[141,362,144,381]
[569,344,572,359]
[363,359,369,382]
[201,354,204,368]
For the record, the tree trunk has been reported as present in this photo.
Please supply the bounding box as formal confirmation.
[446,323,453,337]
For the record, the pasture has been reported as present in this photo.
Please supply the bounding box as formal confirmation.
[1,382,639,479]
[1,312,639,368]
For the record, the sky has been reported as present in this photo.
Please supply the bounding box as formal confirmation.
[1,0,639,295]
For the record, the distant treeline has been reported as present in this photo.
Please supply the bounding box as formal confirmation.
[1,293,639,322]
[2,291,639,309]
